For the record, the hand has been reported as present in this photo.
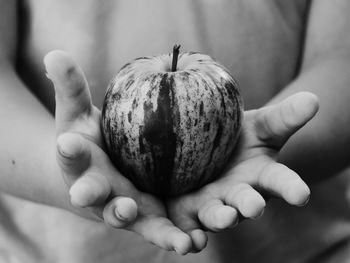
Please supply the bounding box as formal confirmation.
[167,92,319,240]
[44,50,204,254]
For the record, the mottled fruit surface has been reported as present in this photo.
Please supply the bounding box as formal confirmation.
[101,52,243,196]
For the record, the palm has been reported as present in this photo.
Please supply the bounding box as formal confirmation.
[167,93,319,235]
[44,50,318,253]
[44,50,198,255]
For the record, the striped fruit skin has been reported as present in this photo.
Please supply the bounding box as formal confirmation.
[101,52,243,196]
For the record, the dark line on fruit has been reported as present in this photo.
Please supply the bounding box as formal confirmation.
[234,93,242,131]
[134,56,151,61]
[204,122,210,132]
[141,73,177,195]
[119,62,131,72]
[198,121,223,187]
[199,101,204,116]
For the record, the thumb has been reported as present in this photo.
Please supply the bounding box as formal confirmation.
[255,92,319,149]
[44,50,92,134]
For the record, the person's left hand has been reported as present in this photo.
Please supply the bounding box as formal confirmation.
[167,92,319,246]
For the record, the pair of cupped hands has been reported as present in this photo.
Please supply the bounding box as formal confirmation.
[44,50,319,255]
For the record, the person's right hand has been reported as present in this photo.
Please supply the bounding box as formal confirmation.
[44,50,204,254]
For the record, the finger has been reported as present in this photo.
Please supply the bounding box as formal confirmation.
[57,133,91,178]
[198,199,238,231]
[103,197,138,228]
[132,217,192,255]
[258,162,310,206]
[44,50,92,134]
[189,230,208,253]
[224,183,266,219]
[168,203,208,252]
[255,92,319,149]
[69,172,111,207]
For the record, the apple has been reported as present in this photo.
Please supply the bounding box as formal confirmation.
[101,45,243,196]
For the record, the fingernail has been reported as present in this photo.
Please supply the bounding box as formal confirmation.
[114,206,127,221]
[252,209,265,220]
[173,234,192,255]
[114,198,138,222]
[298,194,311,207]
[57,143,72,159]
[228,217,239,229]
[57,134,83,159]
[174,245,187,255]
[114,197,137,221]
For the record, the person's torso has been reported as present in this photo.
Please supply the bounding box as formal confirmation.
[17,0,307,111]
[5,1,349,263]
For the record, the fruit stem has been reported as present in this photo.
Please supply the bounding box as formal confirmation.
[171,44,181,72]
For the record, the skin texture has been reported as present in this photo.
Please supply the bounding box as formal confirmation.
[44,50,317,255]
[0,0,350,262]
[44,51,198,254]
